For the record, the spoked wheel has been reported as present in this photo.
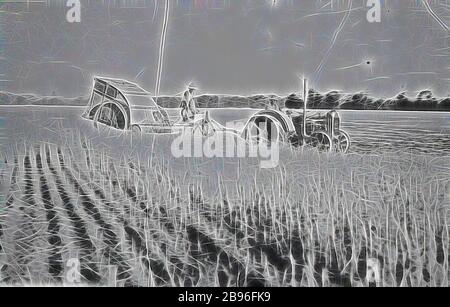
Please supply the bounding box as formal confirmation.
[201,122,216,137]
[308,132,332,153]
[194,121,216,137]
[242,116,282,146]
[194,112,216,137]
[200,119,216,137]
[333,130,350,153]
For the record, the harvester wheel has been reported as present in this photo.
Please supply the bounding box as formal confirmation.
[93,103,126,132]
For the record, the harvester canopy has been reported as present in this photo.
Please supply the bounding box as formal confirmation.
[83,77,170,130]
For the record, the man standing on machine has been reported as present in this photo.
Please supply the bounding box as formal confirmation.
[180,83,199,122]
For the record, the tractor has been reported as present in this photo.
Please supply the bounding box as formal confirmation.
[241,79,351,153]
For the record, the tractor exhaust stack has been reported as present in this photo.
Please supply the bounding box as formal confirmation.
[303,78,309,138]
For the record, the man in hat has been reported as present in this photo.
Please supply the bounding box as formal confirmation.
[180,83,199,122]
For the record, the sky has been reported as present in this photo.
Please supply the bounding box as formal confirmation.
[0,0,449,98]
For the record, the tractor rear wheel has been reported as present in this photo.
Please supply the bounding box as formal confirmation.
[243,116,283,146]
[309,132,332,153]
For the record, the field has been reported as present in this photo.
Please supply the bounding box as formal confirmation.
[0,107,449,287]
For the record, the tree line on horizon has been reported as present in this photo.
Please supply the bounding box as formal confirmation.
[1,89,449,111]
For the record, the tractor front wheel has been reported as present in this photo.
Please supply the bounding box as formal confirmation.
[334,130,350,153]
